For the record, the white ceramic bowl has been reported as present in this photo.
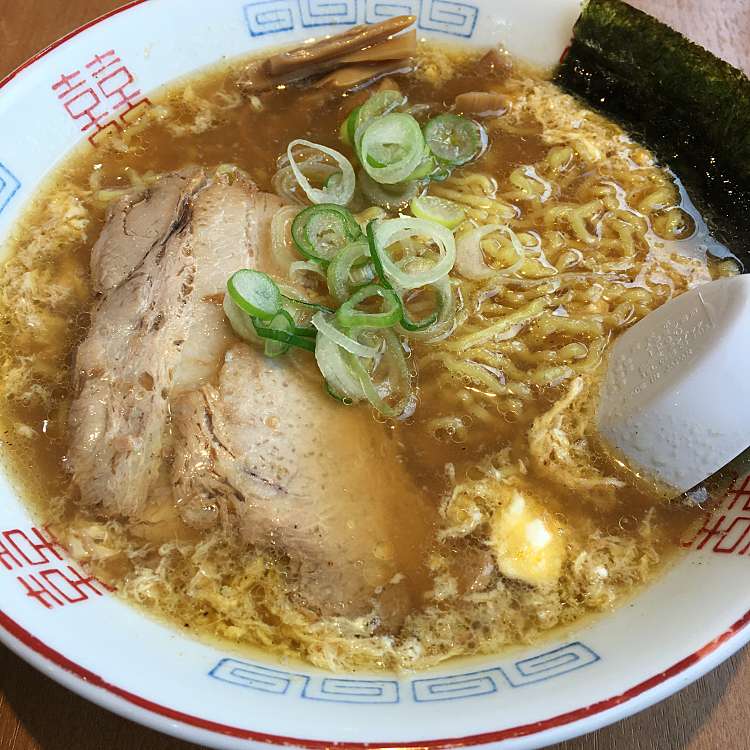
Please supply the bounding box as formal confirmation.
[1,2,749,748]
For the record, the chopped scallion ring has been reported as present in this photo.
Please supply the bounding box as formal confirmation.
[360,113,426,185]
[395,267,454,332]
[353,90,407,150]
[423,113,485,166]
[410,195,466,229]
[367,216,457,290]
[406,154,438,181]
[251,310,317,353]
[339,105,361,146]
[325,380,354,405]
[291,204,362,264]
[358,169,422,211]
[454,224,525,280]
[366,220,391,289]
[315,332,366,403]
[347,328,414,418]
[311,311,380,358]
[280,292,334,314]
[326,240,373,303]
[336,284,402,329]
[257,310,294,357]
[293,326,318,339]
[399,274,456,341]
[223,294,259,344]
[227,269,282,321]
[398,292,439,331]
[227,89,491,410]
[287,139,355,205]
[276,292,331,336]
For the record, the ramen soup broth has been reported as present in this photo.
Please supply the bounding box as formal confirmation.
[0,41,738,671]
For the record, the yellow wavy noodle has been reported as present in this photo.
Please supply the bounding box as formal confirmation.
[420,78,716,446]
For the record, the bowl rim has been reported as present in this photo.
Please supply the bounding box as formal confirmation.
[1,2,749,748]
[3,604,750,749]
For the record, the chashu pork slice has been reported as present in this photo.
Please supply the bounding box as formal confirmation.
[172,345,435,617]
[68,168,283,518]
[173,176,285,393]
[68,168,208,517]
[91,169,207,294]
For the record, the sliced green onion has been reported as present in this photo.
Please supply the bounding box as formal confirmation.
[291,204,362,264]
[278,295,328,337]
[316,332,367,402]
[399,274,457,342]
[293,327,318,339]
[227,269,282,321]
[325,380,354,405]
[223,294,259,344]
[336,284,401,329]
[358,169,422,211]
[406,153,438,181]
[315,316,414,417]
[410,195,466,229]
[289,259,328,281]
[353,90,406,150]
[224,281,320,352]
[273,156,338,206]
[280,292,334,314]
[424,114,484,166]
[326,239,373,303]
[398,291,439,331]
[360,113,426,185]
[256,310,294,357]
[393,258,443,331]
[367,220,391,288]
[394,260,455,332]
[454,224,525,280]
[347,328,414,418]
[368,216,457,290]
[311,311,380,358]
[251,311,316,353]
[287,139,355,205]
[339,105,361,146]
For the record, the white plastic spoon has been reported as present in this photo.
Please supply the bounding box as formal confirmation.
[597,274,750,493]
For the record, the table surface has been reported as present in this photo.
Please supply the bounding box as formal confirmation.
[1,1,749,748]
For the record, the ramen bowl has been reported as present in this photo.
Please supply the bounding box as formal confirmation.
[1,1,749,748]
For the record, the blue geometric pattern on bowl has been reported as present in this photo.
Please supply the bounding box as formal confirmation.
[243,0,479,38]
[209,661,400,703]
[418,0,478,37]
[208,641,600,704]
[0,162,21,216]
[509,642,600,685]
[413,642,601,702]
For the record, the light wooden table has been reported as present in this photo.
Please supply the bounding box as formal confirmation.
[1,1,749,748]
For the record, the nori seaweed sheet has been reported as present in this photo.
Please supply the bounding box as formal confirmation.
[555,0,750,261]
